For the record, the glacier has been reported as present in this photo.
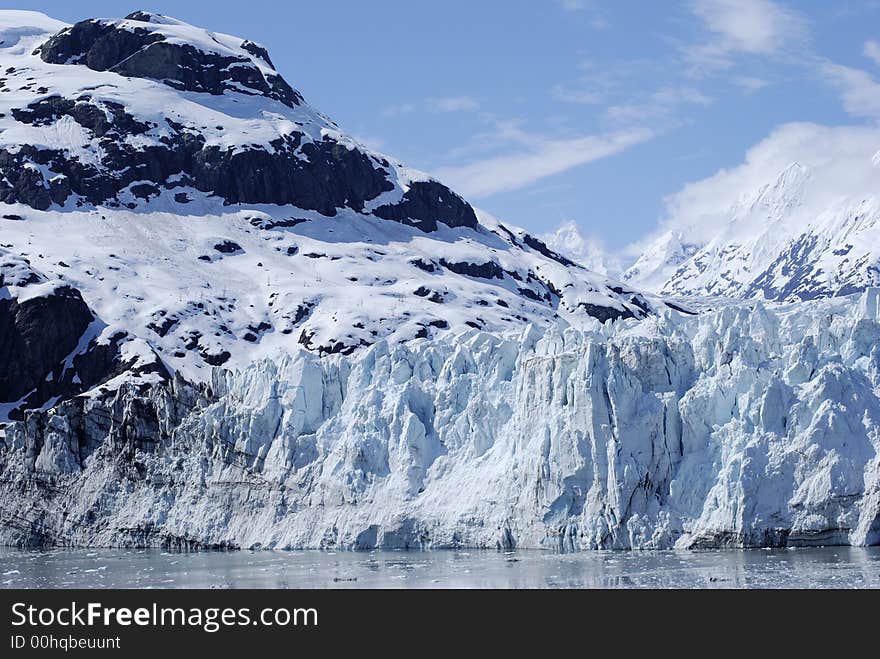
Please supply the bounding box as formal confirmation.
[2,290,879,550]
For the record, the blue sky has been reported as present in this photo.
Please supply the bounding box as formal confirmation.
[22,0,880,249]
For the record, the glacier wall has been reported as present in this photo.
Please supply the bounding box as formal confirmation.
[2,292,880,550]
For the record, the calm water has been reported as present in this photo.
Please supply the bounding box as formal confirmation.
[1,547,878,589]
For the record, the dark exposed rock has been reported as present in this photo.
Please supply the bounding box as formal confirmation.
[36,17,304,108]
[439,259,505,280]
[374,181,478,232]
[0,111,395,215]
[521,233,578,268]
[576,303,635,323]
[240,40,274,68]
[15,330,170,420]
[213,240,243,255]
[2,16,484,237]
[665,301,697,315]
[249,216,309,230]
[148,312,178,337]
[0,255,168,418]
[130,182,160,199]
[0,285,94,403]
[411,259,438,273]
[11,95,152,136]
[517,287,544,302]
[200,349,231,366]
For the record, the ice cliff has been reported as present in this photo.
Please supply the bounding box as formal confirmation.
[2,291,878,550]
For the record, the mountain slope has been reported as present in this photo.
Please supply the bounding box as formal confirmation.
[0,10,666,414]
[0,249,166,420]
[625,124,880,301]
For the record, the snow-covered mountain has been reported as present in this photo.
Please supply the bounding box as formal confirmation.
[0,10,663,419]
[626,124,880,301]
[2,12,878,552]
[539,220,618,276]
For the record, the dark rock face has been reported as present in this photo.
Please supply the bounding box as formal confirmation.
[213,240,243,255]
[0,96,394,215]
[36,16,303,108]
[3,14,482,234]
[521,233,577,268]
[0,255,168,418]
[0,285,94,403]
[1,97,476,228]
[374,181,478,232]
[439,259,505,280]
[576,303,635,323]
[190,138,395,213]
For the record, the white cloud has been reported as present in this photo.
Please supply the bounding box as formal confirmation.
[381,103,415,118]
[551,83,605,105]
[539,220,621,275]
[558,0,609,29]
[820,61,880,119]
[733,76,771,93]
[692,0,805,54]
[560,0,588,10]
[686,0,807,71]
[381,97,480,118]
[426,96,480,113]
[654,122,880,244]
[434,128,653,198]
[604,86,713,124]
[865,40,880,66]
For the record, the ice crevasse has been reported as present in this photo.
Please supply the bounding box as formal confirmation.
[2,291,880,550]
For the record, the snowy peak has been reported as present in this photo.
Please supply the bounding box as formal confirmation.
[35,11,304,108]
[623,230,700,292]
[628,135,880,302]
[0,9,474,229]
[538,220,616,276]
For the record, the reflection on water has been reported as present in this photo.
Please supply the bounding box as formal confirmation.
[1,546,878,589]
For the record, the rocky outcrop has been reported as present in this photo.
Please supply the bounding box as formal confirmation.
[374,181,478,232]
[0,285,93,402]
[0,251,168,419]
[1,95,395,215]
[0,10,480,232]
[0,253,94,404]
[36,12,304,108]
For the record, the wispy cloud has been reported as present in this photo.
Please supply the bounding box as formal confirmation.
[381,103,415,118]
[865,40,880,67]
[551,83,605,105]
[685,0,808,73]
[559,0,588,9]
[434,128,654,198]
[733,76,771,93]
[426,96,481,113]
[558,0,609,29]
[820,60,880,120]
[604,86,713,125]
[382,97,479,117]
